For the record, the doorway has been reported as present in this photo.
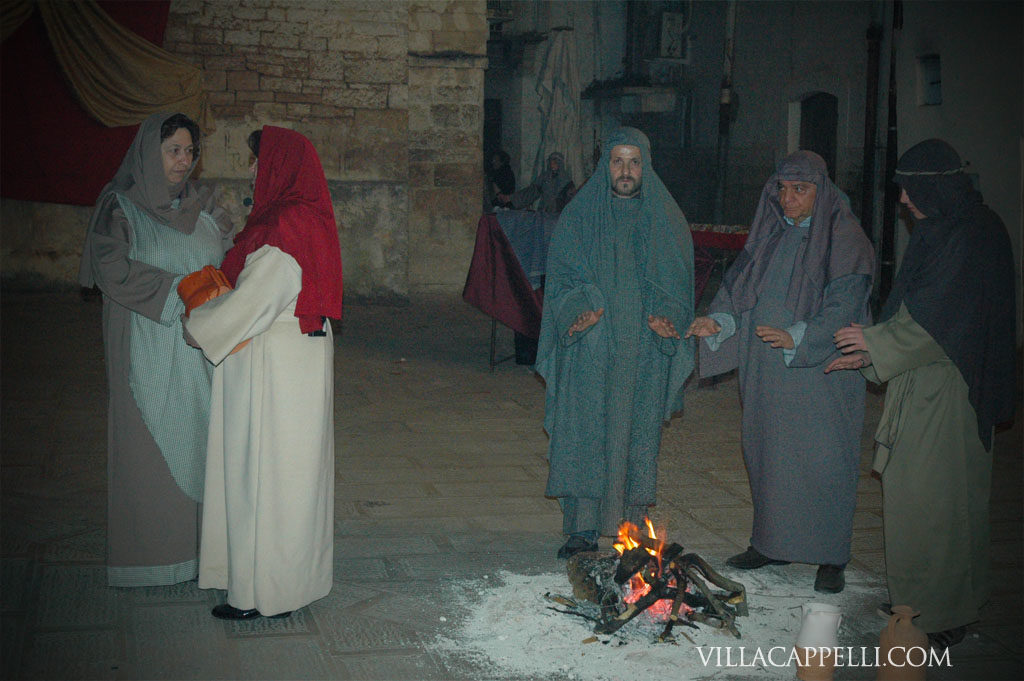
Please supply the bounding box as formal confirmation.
[483,98,503,167]
[796,92,838,180]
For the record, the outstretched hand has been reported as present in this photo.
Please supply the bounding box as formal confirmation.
[833,323,867,354]
[568,308,604,336]
[825,352,872,373]
[685,316,721,338]
[648,315,681,339]
[755,325,794,349]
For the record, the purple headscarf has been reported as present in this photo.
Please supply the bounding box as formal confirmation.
[722,151,874,320]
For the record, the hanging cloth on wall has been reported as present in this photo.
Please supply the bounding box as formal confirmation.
[531,28,585,190]
[35,0,209,129]
[1,1,205,205]
[0,0,33,42]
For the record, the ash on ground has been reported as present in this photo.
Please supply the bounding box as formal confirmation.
[428,569,884,681]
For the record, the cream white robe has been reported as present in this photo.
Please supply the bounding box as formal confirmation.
[186,245,334,615]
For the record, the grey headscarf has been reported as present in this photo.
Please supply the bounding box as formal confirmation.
[541,151,573,195]
[519,151,574,213]
[79,112,217,286]
[722,150,874,320]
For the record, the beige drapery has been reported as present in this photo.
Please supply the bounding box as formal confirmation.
[1,0,34,42]
[1,0,209,129]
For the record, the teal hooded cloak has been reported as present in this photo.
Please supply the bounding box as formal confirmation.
[536,128,694,536]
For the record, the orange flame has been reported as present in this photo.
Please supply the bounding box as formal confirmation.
[612,518,670,608]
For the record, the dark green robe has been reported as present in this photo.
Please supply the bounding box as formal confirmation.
[863,303,990,633]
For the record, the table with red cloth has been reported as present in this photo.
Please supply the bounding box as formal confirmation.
[690,224,749,307]
[463,213,550,367]
[462,215,749,365]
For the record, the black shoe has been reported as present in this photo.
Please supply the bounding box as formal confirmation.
[212,603,261,620]
[927,626,966,652]
[268,611,292,619]
[557,535,599,560]
[814,564,846,593]
[725,546,790,570]
[876,602,893,619]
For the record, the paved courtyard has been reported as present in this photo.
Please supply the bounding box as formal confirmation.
[1,290,1021,680]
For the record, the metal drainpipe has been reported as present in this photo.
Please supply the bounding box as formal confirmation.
[713,0,737,224]
[860,20,883,241]
[876,0,903,313]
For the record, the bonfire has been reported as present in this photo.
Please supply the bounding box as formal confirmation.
[547,520,748,642]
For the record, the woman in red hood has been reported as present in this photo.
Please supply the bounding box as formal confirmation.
[185,126,342,619]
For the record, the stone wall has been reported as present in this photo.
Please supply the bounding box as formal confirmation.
[408,55,486,292]
[1,0,487,299]
[0,200,91,289]
[164,0,487,299]
[406,3,488,292]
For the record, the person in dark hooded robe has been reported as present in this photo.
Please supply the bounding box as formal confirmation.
[687,151,874,594]
[502,151,575,214]
[536,128,694,559]
[830,139,1016,651]
[79,112,233,586]
[488,150,516,209]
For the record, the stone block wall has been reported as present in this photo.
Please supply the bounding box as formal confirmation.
[408,55,486,291]
[0,200,91,289]
[1,1,486,299]
[161,0,487,298]
[407,2,488,292]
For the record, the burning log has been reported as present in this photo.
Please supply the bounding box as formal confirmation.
[565,551,618,606]
[562,522,748,640]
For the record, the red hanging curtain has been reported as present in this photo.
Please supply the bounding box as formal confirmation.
[1,1,171,206]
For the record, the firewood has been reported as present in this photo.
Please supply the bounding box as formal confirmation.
[566,551,618,605]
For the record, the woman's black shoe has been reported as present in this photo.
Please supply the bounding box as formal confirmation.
[212,603,261,620]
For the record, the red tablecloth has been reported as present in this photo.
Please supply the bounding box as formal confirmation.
[463,218,749,333]
[690,227,748,306]
[462,214,543,338]
[690,230,748,251]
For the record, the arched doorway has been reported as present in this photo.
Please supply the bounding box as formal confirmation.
[796,92,838,180]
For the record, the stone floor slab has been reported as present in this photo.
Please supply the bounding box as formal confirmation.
[19,629,123,681]
[2,292,1020,681]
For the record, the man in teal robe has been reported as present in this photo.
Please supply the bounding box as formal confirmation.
[536,128,694,559]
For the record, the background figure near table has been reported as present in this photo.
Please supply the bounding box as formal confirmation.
[488,149,515,209]
[537,127,694,559]
[687,151,874,594]
[79,112,233,586]
[500,151,575,214]
[500,151,574,363]
[830,139,1016,652]
[185,126,343,620]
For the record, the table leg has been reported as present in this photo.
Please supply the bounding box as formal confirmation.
[488,318,516,371]
[489,318,498,369]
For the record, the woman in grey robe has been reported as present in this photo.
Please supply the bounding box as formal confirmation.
[687,151,874,593]
[505,151,575,213]
[79,112,232,586]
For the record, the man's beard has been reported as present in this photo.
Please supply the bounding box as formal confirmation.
[612,176,641,198]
